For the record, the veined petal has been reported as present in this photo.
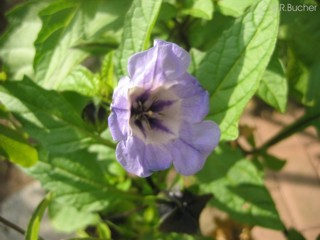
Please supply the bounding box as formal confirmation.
[181,121,220,155]
[154,39,190,74]
[170,74,209,123]
[171,121,220,175]
[128,40,190,88]
[111,108,130,138]
[108,112,125,141]
[116,136,172,177]
[116,137,150,177]
[109,76,131,140]
[143,143,172,173]
[111,76,131,110]
[170,139,205,176]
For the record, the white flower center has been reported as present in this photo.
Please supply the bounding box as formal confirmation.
[129,87,182,144]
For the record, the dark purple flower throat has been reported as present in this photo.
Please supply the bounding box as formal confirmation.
[130,90,173,135]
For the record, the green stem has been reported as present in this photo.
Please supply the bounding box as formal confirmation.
[172,17,191,51]
[0,215,45,240]
[105,220,137,238]
[254,111,320,153]
[91,133,117,149]
[0,215,26,236]
[105,205,146,221]
[146,176,160,194]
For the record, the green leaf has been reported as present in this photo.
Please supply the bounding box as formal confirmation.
[287,51,310,105]
[48,201,99,233]
[312,120,320,137]
[181,0,214,20]
[58,51,116,100]
[307,105,320,137]
[95,51,117,100]
[0,77,115,153]
[188,13,235,51]
[217,0,257,17]
[96,222,112,240]
[101,51,117,91]
[189,48,206,75]
[257,55,288,113]
[34,0,131,89]
[73,42,117,56]
[25,192,53,240]
[157,2,177,22]
[287,56,320,107]
[306,98,320,137]
[0,124,38,167]
[116,0,162,76]
[281,3,320,65]
[197,144,284,230]
[281,4,320,106]
[261,153,287,171]
[28,149,132,212]
[58,66,98,96]
[0,103,9,119]
[64,238,103,240]
[307,62,320,105]
[195,0,279,140]
[0,1,50,80]
[286,228,306,240]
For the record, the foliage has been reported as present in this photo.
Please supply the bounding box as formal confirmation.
[25,193,53,240]
[0,0,319,239]
[197,143,284,230]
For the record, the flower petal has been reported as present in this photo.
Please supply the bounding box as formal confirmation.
[154,39,190,72]
[170,74,209,123]
[116,137,149,177]
[111,76,131,110]
[108,112,125,141]
[116,136,173,177]
[128,40,190,88]
[108,108,130,140]
[109,76,132,140]
[143,143,173,173]
[182,121,220,155]
[170,139,205,176]
[171,121,220,175]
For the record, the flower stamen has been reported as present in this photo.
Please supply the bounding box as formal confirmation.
[128,86,182,144]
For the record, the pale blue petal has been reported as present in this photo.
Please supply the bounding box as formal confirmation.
[171,121,220,175]
[143,143,172,172]
[109,76,131,140]
[128,40,190,88]
[110,108,130,138]
[108,112,125,141]
[170,74,209,123]
[116,137,150,177]
[111,76,130,110]
[170,139,205,175]
[181,121,220,155]
[116,136,173,177]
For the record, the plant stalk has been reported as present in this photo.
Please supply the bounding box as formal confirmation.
[146,176,160,194]
[254,111,320,153]
[0,215,26,236]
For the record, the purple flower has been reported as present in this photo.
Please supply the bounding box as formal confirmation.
[108,40,220,177]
